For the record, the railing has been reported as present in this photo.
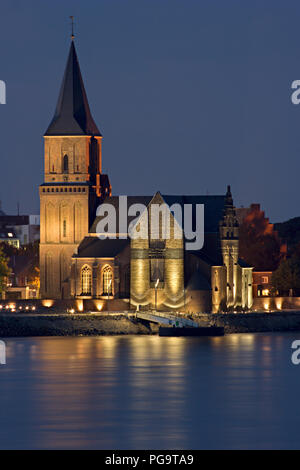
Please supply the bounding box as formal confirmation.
[136,311,199,328]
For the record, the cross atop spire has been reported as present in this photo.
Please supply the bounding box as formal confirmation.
[70,16,75,40]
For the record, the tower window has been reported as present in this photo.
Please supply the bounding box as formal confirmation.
[63,154,69,173]
[63,220,67,237]
[81,265,92,295]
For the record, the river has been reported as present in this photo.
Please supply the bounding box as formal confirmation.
[0,333,299,449]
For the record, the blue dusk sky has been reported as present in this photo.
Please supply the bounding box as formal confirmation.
[0,0,300,222]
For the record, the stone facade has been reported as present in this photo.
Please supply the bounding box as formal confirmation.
[130,192,184,310]
[39,40,253,313]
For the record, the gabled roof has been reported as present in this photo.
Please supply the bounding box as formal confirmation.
[45,41,101,136]
[90,194,226,234]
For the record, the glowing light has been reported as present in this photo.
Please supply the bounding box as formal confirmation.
[32,306,36,311]
[42,300,54,308]
[96,301,103,311]
[69,308,75,314]
[76,300,83,312]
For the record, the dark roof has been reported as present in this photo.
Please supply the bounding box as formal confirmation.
[74,237,129,258]
[238,258,253,268]
[45,41,101,137]
[187,270,211,291]
[0,215,29,225]
[90,194,226,234]
[189,236,223,266]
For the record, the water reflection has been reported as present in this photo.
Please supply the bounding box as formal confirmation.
[0,333,300,449]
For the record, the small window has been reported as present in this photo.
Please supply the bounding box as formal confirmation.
[262,276,269,284]
[63,154,69,173]
[63,220,67,237]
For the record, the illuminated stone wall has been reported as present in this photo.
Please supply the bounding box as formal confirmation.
[211,266,227,313]
[130,237,150,308]
[40,136,96,299]
[130,193,184,310]
[44,136,102,184]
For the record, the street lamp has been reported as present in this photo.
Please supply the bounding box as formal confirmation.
[155,278,159,311]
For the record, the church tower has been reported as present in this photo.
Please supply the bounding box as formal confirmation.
[219,185,239,308]
[40,39,111,299]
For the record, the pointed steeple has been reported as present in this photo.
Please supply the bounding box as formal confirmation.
[225,185,233,207]
[45,41,101,136]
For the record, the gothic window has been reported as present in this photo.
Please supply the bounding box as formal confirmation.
[102,265,113,295]
[150,258,164,282]
[81,265,92,295]
[63,154,69,173]
[149,241,165,282]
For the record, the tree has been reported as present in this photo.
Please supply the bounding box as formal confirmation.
[0,245,10,294]
[239,208,282,270]
[272,253,300,296]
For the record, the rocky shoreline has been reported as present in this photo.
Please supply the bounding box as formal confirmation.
[0,313,159,337]
[1,311,300,337]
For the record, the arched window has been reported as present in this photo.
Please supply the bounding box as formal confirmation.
[81,265,92,295]
[102,265,113,295]
[63,154,69,173]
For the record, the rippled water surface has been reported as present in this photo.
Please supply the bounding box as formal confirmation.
[0,333,300,449]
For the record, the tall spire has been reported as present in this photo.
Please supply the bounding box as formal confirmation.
[45,41,101,136]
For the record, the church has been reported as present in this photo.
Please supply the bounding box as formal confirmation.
[39,38,253,313]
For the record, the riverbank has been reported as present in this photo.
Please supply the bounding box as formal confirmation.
[1,311,300,337]
[0,313,159,337]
